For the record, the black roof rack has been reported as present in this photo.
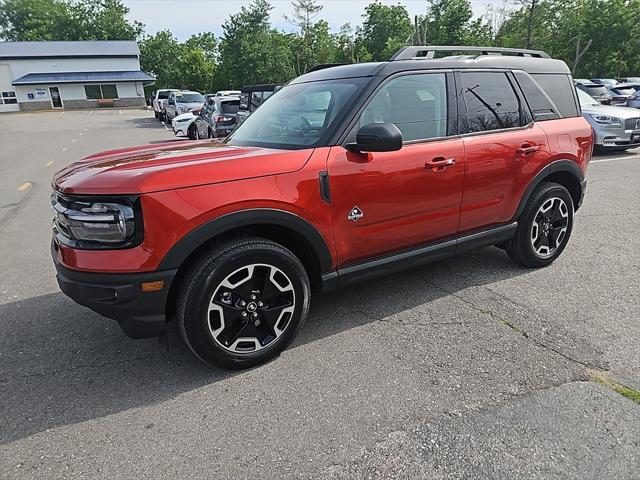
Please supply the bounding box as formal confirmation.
[390,46,551,61]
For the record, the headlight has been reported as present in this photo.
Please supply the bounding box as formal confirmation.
[590,114,622,126]
[51,192,142,248]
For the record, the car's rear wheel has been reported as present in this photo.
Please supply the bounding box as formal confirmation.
[178,238,310,369]
[506,182,574,267]
[154,110,158,118]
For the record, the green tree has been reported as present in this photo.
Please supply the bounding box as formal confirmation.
[357,2,412,61]
[139,30,182,89]
[0,0,144,40]
[216,0,294,88]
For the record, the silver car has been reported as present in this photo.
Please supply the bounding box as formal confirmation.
[577,88,640,151]
[165,91,205,122]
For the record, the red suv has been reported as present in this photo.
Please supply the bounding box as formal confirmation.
[52,46,592,368]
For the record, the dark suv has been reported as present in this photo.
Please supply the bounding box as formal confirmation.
[52,46,592,368]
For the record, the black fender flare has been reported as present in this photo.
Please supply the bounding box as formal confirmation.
[157,209,333,273]
[513,159,585,220]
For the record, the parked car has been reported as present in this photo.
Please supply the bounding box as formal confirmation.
[617,77,640,84]
[575,81,612,104]
[215,90,241,98]
[171,110,200,139]
[237,84,279,124]
[625,84,640,109]
[591,78,618,86]
[576,88,640,151]
[164,91,205,122]
[52,45,592,368]
[193,96,240,138]
[153,89,178,121]
[605,83,638,106]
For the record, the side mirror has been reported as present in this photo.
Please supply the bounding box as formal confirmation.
[345,123,402,153]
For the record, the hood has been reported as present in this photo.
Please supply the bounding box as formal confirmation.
[173,112,196,121]
[581,104,640,119]
[54,141,313,195]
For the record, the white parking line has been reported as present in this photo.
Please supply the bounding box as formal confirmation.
[591,155,640,164]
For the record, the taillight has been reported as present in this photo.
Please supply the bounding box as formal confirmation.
[214,115,233,123]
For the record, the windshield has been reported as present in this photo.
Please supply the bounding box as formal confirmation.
[577,89,600,107]
[611,87,635,96]
[177,93,204,103]
[582,85,609,96]
[227,78,366,149]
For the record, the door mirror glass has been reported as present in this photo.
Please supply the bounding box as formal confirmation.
[346,123,402,152]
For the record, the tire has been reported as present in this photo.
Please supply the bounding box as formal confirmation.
[154,110,159,119]
[506,182,574,268]
[178,238,311,369]
[208,127,214,139]
[188,124,197,140]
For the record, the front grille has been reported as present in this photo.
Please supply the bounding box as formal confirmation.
[625,118,640,130]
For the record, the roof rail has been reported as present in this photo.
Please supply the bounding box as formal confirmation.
[390,46,551,61]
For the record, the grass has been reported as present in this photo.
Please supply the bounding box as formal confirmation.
[589,370,640,405]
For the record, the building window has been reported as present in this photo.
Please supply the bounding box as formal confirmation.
[1,91,18,104]
[84,84,119,100]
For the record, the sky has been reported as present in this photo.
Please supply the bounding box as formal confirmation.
[122,0,505,41]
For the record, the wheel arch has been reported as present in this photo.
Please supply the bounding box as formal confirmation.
[513,160,585,221]
[161,209,333,319]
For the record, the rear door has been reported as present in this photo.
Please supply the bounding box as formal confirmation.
[328,71,465,266]
[456,71,551,232]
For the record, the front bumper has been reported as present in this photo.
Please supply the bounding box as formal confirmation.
[594,126,640,149]
[52,241,176,338]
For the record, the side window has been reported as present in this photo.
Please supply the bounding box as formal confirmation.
[251,91,263,110]
[513,71,560,121]
[460,72,525,133]
[239,92,249,110]
[531,74,579,118]
[360,73,448,142]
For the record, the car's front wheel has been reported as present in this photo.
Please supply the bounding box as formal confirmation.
[178,238,311,369]
[188,124,197,140]
[506,182,574,267]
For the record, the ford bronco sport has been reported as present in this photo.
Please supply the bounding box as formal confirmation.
[52,46,592,368]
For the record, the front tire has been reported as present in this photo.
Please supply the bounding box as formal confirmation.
[188,124,197,140]
[178,238,311,369]
[507,182,574,268]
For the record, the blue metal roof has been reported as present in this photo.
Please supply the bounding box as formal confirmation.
[13,70,155,85]
[0,41,140,58]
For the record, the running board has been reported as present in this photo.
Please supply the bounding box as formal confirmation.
[320,222,517,291]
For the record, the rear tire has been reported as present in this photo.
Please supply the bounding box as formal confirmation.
[507,182,574,268]
[154,110,159,118]
[178,238,311,369]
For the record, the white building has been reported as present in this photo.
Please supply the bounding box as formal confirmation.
[0,40,154,113]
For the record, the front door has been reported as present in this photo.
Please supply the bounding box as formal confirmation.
[328,72,465,267]
[49,87,62,108]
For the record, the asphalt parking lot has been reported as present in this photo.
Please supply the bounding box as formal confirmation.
[1,109,639,479]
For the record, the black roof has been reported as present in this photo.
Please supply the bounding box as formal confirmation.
[291,46,571,85]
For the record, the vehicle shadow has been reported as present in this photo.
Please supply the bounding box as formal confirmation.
[0,247,526,445]
[127,116,168,129]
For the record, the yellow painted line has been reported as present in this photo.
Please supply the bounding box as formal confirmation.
[46,160,54,167]
[17,182,32,191]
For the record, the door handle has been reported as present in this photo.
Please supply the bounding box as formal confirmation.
[425,157,455,172]
[516,144,540,155]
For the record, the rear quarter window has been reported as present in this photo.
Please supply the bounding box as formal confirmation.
[513,71,560,121]
[531,74,579,118]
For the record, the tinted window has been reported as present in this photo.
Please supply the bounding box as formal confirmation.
[513,71,559,121]
[220,100,240,114]
[84,85,102,100]
[578,84,609,96]
[361,73,448,141]
[251,91,263,109]
[157,91,170,99]
[531,74,579,117]
[101,84,118,99]
[461,72,524,132]
[611,87,635,96]
[228,78,365,149]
